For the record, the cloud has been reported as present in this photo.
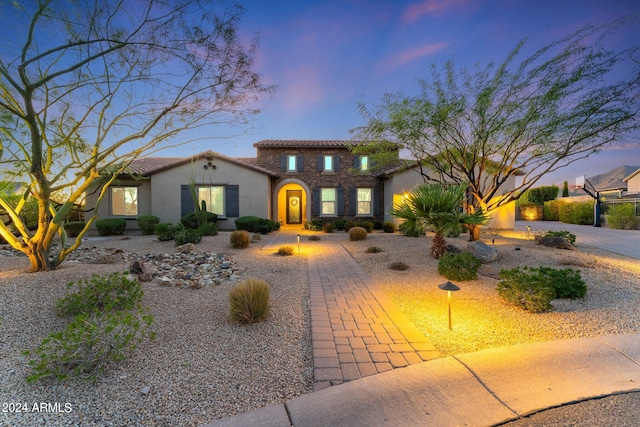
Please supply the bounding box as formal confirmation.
[402,0,469,23]
[382,42,449,71]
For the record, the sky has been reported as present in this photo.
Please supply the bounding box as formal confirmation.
[152,0,640,186]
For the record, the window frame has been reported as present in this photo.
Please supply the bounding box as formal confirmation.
[197,185,226,217]
[320,187,337,216]
[360,156,370,172]
[287,154,297,172]
[356,188,372,216]
[111,186,138,216]
[323,155,333,172]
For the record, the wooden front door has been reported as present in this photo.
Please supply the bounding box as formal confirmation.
[286,190,302,224]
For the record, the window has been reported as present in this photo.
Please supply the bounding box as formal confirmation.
[321,188,337,215]
[324,155,333,171]
[198,186,225,216]
[287,155,297,171]
[111,187,138,216]
[360,156,369,171]
[357,188,372,215]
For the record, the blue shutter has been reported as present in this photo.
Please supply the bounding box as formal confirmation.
[317,154,323,171]
[334,155,341,171]
[181,185,193,217]
[337,187,345,215]
[349,188,357,215]
[297,154,304,171]
[353,155,360,169]
[311,187,320,216]
[225,185,239,217]
[280,154,286,171]
[373,187,381,216]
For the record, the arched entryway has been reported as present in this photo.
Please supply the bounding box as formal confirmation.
[274,180,310,226]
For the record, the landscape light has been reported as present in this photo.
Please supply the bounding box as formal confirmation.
[438,281,461,330]
[297,234,300,253]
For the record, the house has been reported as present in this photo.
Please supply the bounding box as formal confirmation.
[623,167,640,196]
[86,140,516,230]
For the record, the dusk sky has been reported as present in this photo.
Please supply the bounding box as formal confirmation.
[177,0,640,187]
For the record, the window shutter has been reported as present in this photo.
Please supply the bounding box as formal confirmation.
[337,187,345,215]
[373,187,381,216]
[349,188,357,214]
[334,155,341,171]
[317,154,323,171]
[297,154,304,171]
[353,155,360,169]
[181,185,193,217]
[280,154,286,171]
[311,187,320,216]
[225,185,240,217]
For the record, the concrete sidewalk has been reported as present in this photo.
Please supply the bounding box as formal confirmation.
[207,334,640,426]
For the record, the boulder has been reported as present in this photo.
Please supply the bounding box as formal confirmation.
[129,260,152,282]
[537,236,575,250]
[466,240,499,263]
[176,243,196,254]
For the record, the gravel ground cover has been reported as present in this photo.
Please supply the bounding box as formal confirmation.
[0,233,312,427]
[343,230,640,357]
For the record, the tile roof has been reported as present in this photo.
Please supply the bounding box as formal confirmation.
[253,140,357,148]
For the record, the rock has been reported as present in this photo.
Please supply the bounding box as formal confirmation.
[159,276,172,287]
[467,240,499,263]
[129,260,152,282]
[140,386,150,395]
[537,236,575,250]
[176,243,196,254]
[445,244,461,254]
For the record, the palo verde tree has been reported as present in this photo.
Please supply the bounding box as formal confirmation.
[0,0,270,271]
[352,19,640,240]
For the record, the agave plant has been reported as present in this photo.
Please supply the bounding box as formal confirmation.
[392,183,488,258]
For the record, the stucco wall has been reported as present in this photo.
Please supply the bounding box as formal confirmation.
[627,171,640,193]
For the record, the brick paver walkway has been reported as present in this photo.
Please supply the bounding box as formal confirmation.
[262,227,440,390]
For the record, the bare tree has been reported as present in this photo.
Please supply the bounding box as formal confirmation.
[0,0,271,271]
[352,19,640,240]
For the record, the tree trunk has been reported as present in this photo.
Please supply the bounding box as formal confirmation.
[431,232,447,259]
[25,242,53,272]
[468,224,481,242]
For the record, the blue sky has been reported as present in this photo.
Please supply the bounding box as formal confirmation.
[177,0,640,186]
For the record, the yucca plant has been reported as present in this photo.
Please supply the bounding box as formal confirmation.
[391,183,488,258]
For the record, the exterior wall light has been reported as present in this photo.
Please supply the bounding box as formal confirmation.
[438,281,460,330]
[297,234,300,253]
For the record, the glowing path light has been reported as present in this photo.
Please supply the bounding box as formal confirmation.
[438,281,460,330]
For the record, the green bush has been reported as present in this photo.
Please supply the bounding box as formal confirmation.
[373,221,384,230]
[255,218,280,234]
[154,223,183,241]
[348,226,368,241]
[174,229,202,246]
[304,218,324,231]
[365,246,382,253]
[230,230,250,249]
[181,212,217,229]
[559,201,593,225]
[382,221,395,233]
[56,273,143,317]
[544,230,576,245]
[276,246,294,256]
[345,220,373,233]
[389,261,409,271]
[198,222,219,236]
[543,200,561,221]
[607,204,638,230]
[137,215,160,235]
[95,218,127,236]
[322,222,335,233]
[399,220,426,237]
[438,253,482,281]
[334,219,348,231]
[229,278,271,324]
[24,307,154,382]
[497,266,587,312]
[64,221,86,238]
[528,186,559,205]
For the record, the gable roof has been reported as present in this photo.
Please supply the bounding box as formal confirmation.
[122,151,278,177]
[623,167,640,182]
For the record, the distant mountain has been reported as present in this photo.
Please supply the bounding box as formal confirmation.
[587,165,640,191]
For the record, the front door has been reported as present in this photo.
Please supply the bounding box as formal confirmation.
[286,190,302,224]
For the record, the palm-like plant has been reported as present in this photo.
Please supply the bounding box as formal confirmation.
[391,183,488,258]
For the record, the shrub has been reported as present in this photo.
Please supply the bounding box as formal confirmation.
[154,223,183,241]
[389,261,409,271]
[64,221,86,238]
[229,278,271,324]
[251,233,262,242]
[24,307,154,382]
[538,267,587,299]
[438,253,482,281]
[181,212,217,229]
[373,221,384,230]
[607,204,638,230]
[543,200,561,221]
[276,246,294,256]
[230,230,250,249]
[56,273,143,317]
[137,215,159,235]
[544,230,576,245]
[322,222,335,233]
[559,201,593,225]
[344,221,357,232]
[304,218,324,231]
[235,216,262,232]
[174,229,202,246]
[348,226,367,241]
[497,267,555,313]
[95,218,127,236]
[359,221,374,233]
[308,235,321,241]
[399,220,426,237]
[365,246,382,253]
[528,185,559,205]
[198,222,219,236]
[255,218,280,234]
[382,221,395,233]
[334,219,348,231]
